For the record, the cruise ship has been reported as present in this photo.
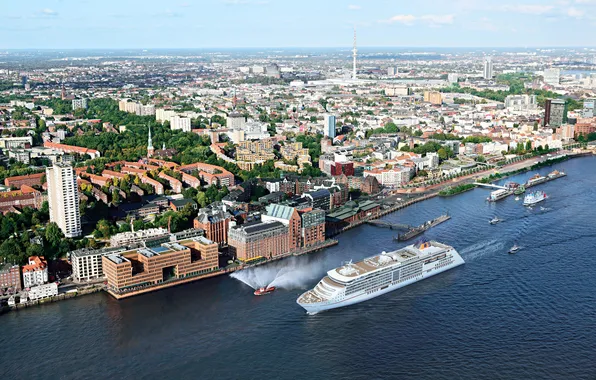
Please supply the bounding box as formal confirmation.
[296,241,465,314]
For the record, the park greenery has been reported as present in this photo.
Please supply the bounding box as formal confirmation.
[438,184,476,197]
[440,73,583,110]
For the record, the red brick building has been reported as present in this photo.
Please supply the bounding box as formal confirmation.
[0,185,44,213]
[193,204,233,246]
[301,209,326,247]
[4,173,45,188]
[330,162,355,177]
[0,265,22,292]
[228,221,289,261]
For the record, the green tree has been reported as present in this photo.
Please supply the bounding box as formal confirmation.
[45,222,64,247]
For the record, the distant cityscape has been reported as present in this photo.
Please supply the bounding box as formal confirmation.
[1,37,596,307]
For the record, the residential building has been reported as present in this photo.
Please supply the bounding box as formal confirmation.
[228,221,289,262]
[543,68,561,86]
[504,94,537,112]
[583,99,595,118]
[483,57,493,79]
[324,115,336,138]
[110,228,171,248]
[363,166,413,187]
[557,124,575,141]
[193,203,233,245]
[46,162,82,238]
[22,256,48,288]
[170,116,192,132]
[544,99,566,128]
[423,91,442,105]
[44,141,101,159]
[302,189,331,211]
[27,282,58,301]
[72,98,87,110]
[227,111,246,130]
[0,265,22,292]
[70,247,125,282]
[156,108,176,123]
[0,185,44,213]
[387,67,398,76]
[0,136,33,149]
[447,73,459,84]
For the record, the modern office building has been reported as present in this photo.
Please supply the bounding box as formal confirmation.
[324,115,336,138]
[102,238,219,297]
[46,162,82,238]
[483,57,493,80]
[302,189,331,211]
[544,99,566,128]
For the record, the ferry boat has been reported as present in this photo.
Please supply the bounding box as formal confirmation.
[487,189,511,202]
[523,191,548,206]
[548,170,566,179]
[254,286,276,296]
[296,240,464,314]
[526,174,547,187]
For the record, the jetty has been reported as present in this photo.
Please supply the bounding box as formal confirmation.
[366,220,412,230]
[395,214,451,241]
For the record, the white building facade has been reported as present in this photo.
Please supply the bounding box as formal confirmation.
[46,162,82,238]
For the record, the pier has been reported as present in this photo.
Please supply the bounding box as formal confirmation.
[395,214,451,241]
[366,220,412,230]
[473,183,508,190]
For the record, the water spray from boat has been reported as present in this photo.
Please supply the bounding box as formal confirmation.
[230,256,325,292]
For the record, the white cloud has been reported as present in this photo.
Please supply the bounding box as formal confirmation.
[500,4,555,14]
[348,4,361,10]
[40,8,58,16]
[385,14,417,25]
[567,7,585,17]
[383,14,454,27]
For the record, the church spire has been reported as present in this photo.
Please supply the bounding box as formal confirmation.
[147,126,154,157]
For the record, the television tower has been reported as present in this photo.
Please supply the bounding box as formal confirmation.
[352,28,358,81]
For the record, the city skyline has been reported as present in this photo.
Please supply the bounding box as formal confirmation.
[3,0,596,49]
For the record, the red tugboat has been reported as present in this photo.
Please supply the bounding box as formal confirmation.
[254,286,276,296]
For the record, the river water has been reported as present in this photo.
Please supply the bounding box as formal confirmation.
[2,157,596,380]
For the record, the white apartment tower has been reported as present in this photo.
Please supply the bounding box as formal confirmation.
[46,162,82,238]
[483,57,493,80]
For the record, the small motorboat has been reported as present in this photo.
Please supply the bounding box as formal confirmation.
[508,244,520,254]
[515,197,520,201]
[254,286,276,296]
[489,217,501,225]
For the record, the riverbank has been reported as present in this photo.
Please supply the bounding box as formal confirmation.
[439,184,476,197]
[1,285,103,315]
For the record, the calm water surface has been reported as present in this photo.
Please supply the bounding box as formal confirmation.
[2,157,596,380]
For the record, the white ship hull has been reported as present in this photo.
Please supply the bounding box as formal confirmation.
[297,248,465,314]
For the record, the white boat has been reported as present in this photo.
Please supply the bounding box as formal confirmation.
[523,191,548,206]
[296,241,464,314]
[487,189,511,202]
[509,244,520,254]
[489,217,501,225]
[515,197,520,201]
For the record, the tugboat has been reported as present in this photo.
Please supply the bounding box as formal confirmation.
[508,244,520,254]
[489,216,501,225]
[254,286,276,296]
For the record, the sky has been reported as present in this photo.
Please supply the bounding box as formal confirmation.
[2,0,596,49]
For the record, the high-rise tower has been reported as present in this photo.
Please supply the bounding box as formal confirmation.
[46,162,81,238]
[352,28,358,80]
